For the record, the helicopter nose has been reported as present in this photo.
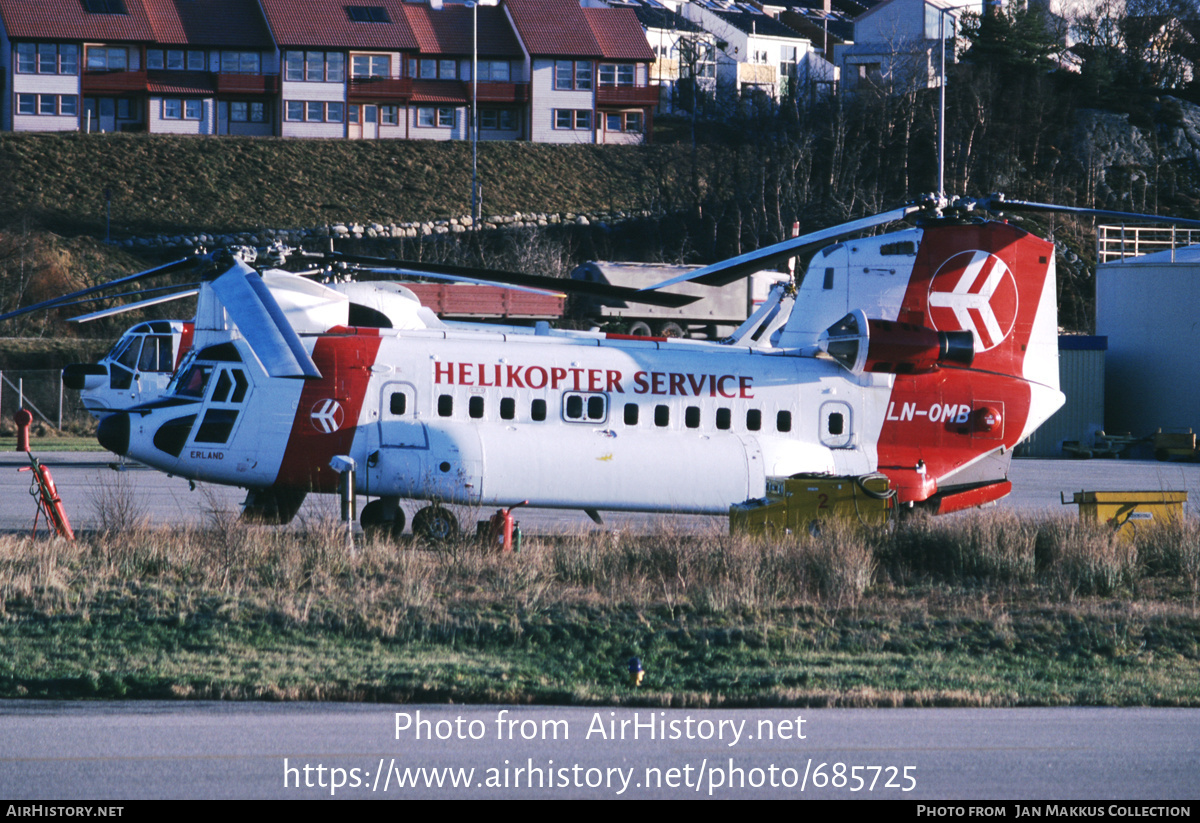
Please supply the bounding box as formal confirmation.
[62,363,106,391]
[97,412,130,456]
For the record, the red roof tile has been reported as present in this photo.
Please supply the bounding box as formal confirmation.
[504,0,600,57]
[584,7,652,61]
[404,3,522,58]
[141,0,273,49]
[0,0,157,42]
[259,0,418,49]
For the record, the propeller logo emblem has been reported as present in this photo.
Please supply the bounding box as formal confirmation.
[310,399,345,434]
[927,250,1018,352]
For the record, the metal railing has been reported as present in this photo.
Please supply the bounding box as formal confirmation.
[1097,224,1200,263]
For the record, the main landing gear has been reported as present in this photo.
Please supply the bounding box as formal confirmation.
[360,498,460,542]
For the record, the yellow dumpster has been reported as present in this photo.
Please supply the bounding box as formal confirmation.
[731,473,893,536]
[1061,490,1188,538]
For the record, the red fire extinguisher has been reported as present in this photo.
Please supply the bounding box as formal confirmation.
[486,500,528,552]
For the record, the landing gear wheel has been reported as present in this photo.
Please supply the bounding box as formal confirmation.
[627,321,653,337]
[656,321,685,338]
[361,499,406,540]
[412,505,460,542]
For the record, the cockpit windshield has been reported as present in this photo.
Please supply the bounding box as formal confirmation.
[174,363,213,399]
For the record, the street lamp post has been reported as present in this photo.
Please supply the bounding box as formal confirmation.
[467,0,479,226]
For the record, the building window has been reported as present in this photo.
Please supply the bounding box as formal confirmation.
[599,63,634,86]
[60,96,78,116]
[480,109,516,130]
[380,105,398,125]
[231,101,267,122]
[418,107,454,128]
[327,102,344,123]
[347,5,390,23]
[352,54,390,78]
[86,46,129,71]
[477,60,510,82]
[188,50,205,70]
[440,59,457,79]
[284,100,348,124]
[604,111,642,133]
[162,98,202,120]
[286,101,304,121]
[22,43,78,75]
[221,52,260,74]
[286,51,344,82]
[554,60,592,90]
[553,109,591,130]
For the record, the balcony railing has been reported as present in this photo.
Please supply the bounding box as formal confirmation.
[82,69,148,93]
[469,81,530,104]
[215,73,279,95]
[347,76,415,101]
[596,84,661,107]
[84,70,280,96]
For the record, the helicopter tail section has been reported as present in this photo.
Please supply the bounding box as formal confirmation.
[873,221,1064,506]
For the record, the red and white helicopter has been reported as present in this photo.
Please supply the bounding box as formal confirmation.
[10,195,1193,537]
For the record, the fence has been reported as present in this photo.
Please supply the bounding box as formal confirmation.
[1097,225,1200,263]
[0,369,93,434]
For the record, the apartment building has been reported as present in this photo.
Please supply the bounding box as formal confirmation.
[0,0,657,143]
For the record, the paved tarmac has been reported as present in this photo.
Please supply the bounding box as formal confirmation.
[2,450,1200,535]
[0,703,1197,800]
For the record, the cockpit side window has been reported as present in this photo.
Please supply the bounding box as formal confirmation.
[176,364,213,398]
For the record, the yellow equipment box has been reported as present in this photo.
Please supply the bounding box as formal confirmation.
[730,473,894,536]
[1061,490,1188,538]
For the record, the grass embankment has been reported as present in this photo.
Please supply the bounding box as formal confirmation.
[1,512,1198,706]
[0,133,690,237]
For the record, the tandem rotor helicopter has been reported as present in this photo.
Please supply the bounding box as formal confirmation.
[6,194,1198,538]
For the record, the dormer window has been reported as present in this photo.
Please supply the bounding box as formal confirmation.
[82,0,127,13]
[346,6,390,23]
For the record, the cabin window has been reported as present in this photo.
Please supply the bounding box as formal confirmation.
[194,409,238,444]
[828,412,844,436]
[438,394,453,417]
[500,397,515,420]
[685,406,700,429]
[531,399,546,421]
[211,370,232,403]
[469,396,484,419]
[562,392,607,423]
[175,364,212,399]
[746,409,762,431]
[624,403,639,425]
[716,408,731,430]
[390,392,406,415]
[654,405,669,427]
[777,410,792,432]
[823,268,835,290]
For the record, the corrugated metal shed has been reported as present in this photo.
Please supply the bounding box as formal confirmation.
[1097,245,1200,437]
[1017,335,1106,457]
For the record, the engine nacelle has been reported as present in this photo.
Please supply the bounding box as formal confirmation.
[819,309,975,375]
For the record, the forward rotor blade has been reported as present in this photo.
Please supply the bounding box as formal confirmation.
[209,262,320,379]
[361,267,566,298]
[70,288,200,323]
[325,253,700,308]
[0,256,195,322]
[642,205,923,292]
[978,195,1200,229]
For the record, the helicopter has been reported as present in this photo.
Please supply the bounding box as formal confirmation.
[9,194,1195,537]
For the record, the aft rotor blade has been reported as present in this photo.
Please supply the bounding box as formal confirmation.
[0,256,195,322]
[70,288,200,323]
[979,196,1200,229]
[209,262,321,379]
[642,205,922,292]
[326,253,700,308]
